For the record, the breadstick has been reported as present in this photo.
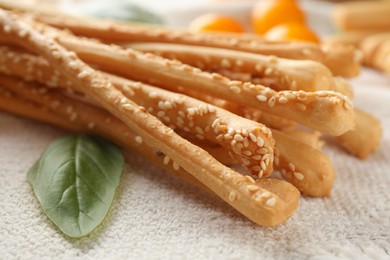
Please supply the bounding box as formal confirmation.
[0,10,299,227]
[280,129,324,150]
[178,127,334,197]
[0,46,276,178]
[13,22,357,136]
[243,108,297,130]
[360,33,390,73]
[336,108,382,159]
[273,130,334,197]
[127,42,342,93]
[0,29,356,137]
[0,0,361,77]
[0,74,300,226]
[333,0,390,31]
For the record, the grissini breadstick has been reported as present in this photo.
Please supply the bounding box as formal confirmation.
[360,33,390,73]
[179,127,334,197]
[0,0,361,77]
[280,129,324,150]
[336,108,382,159]
[126,42,342,93]
[18,23,357,136]
[0,10,297,227]
[0,45,297,131]
[0,46,275,178]
[273,130,334,197]
[0,79,332,197]
[333,0,390,32]
[0,30,356,137]
[0,73,299,226]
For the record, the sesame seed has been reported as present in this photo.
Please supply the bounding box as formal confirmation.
[266,197,276,207]
[211,118,222,129]
[224,134,233,140]
[178,111,185,118]
[195,126,204,134]
[256,94,267,102]
[221,58,231,68]
[264,68,273,75]
[163,156,170,165]
[122,104,134,111]
[278,97,288,103]
[257,148,268,154]
[183,127,190,132]
[255,64,262,72]
[289,163,295,171]
[157,111,165,118]
[177,117,184,125]
[77,70,90,79]
[260,161,267,171]
[243,138,249,147]
[281,169,287,176]
[261,191,271,198]
[3,25,11,33]
[216,134,224,141]
[294,172,305,180]
[242,129,248,136]
[249,133,258,142]
[251,155,262,160]
[236,143,244,149]
[163,116,170,122]
[147,107,154,113]
[235,60,244,66]
[247,185,260,192]
[268,97,276,107]
[242,158,251,166]
[196,134,205,140]
[344,100,352,110]
[149,92,158,98]
[285,93,296,100]
[173,162,180,171]
[87,122,95,129]
[302,49,312,55]
[243,150,252,156]
[245,175,256,184]
[208,105,216,113]
[228,191,236,202]
[234,134,244,142]
[258,170,264,178]
[257,137,265,147]
[230,86,241,94]
[296,103,307,111]
[135,136,143,144]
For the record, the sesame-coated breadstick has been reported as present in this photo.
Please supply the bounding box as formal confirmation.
[0,73,300,226]
[4,23,355,136]
[0,10,298,227]
[0,46,275,178]
[127,42,349,95]
[0,30,356,137]
[0,0,362,77]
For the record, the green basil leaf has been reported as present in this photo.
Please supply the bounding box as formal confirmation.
[27,135,124,238]
[80,2,164,25]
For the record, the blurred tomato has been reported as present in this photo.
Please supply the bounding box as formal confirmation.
[188,13,245,33]
[252,0,305,35]
[264,23,320,43]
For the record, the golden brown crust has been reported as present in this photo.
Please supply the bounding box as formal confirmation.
[333,0,390,32]
[127,42,343,93]
[0,10,299,227]
[0,0,361,77]
[336,108,383,159]
[0,45,275,177]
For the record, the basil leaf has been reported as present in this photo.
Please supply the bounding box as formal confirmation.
[80,2,164,25]
[27,135,124,238]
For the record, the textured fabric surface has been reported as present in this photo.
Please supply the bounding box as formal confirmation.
[0,69,389,259]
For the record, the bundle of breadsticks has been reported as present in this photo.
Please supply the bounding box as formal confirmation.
[0,5,382,227]
[329,0,390,74]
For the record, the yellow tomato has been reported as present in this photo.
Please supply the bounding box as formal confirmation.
[264,23,320,43]
[188,13,245,33]
[252,0,306,35]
